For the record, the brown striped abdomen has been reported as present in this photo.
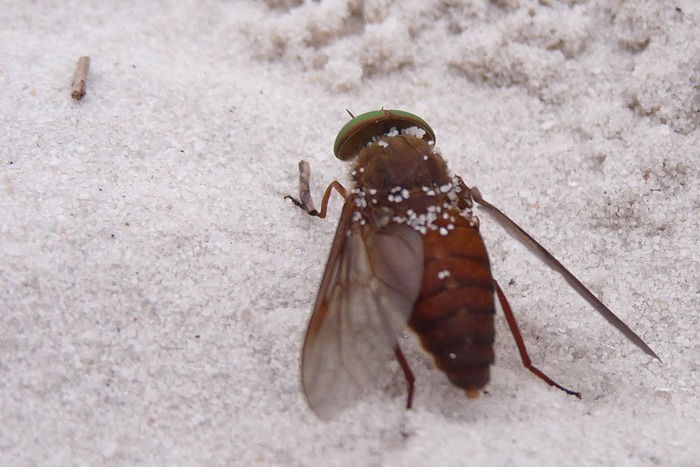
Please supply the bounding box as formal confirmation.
[408,211,495,392]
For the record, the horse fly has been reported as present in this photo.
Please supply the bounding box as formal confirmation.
[286,109,659,420]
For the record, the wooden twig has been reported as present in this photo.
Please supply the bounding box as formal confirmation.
[70,56,91,100]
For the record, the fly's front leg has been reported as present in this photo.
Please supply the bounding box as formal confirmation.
[285,160,347,218]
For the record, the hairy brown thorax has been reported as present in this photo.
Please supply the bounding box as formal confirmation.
[353,135,451,191]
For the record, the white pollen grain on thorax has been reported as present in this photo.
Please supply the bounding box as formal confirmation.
[402,126,426,139]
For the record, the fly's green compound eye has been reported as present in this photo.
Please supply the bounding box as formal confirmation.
[333,109,436,161]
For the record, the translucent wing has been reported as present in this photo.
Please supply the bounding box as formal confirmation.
[301,201,424,420]
[469,187,659,360]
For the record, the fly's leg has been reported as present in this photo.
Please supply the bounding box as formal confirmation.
[394,345,415,409]
[285,160,347,218]
[494,280,582,398]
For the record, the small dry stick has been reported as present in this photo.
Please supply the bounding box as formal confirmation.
[286,160,318,215]
[285,160,348,218]
[70,56,91,100]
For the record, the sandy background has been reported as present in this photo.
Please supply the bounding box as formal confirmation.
[1,0,699,465]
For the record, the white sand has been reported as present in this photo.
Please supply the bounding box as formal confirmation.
[2,0,698,465]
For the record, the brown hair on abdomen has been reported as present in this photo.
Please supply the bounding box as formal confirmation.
[409,211,496,391]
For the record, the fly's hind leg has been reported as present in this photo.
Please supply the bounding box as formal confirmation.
[394,345,415,409]
[285,160,347,218]
[494,280,582,398]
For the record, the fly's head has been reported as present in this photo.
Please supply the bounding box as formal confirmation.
[334,109,451,191]
[334,109,436,161]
